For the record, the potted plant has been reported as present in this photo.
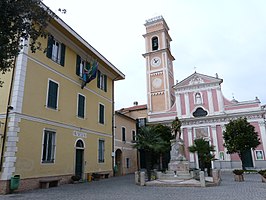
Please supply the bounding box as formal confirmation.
[233,169,244,182]
[258,170,266,182]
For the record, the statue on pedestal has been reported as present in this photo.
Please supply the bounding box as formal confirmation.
[170,117,186,162]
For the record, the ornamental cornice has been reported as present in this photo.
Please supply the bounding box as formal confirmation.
[180,111,265,126]
[175,83,220,93]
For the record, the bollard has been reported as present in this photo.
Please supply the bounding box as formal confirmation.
[135,171,139,184]
[140,171,145,186]
[199,171,206,187]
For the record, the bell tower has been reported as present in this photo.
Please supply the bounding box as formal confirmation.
[143,16,176,122]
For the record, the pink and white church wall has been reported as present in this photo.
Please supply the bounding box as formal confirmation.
[174,72,266,169]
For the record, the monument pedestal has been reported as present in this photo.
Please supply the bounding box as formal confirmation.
[159,138,192,180]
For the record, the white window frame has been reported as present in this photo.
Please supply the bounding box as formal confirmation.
[77,93,86,119]
[51,39,62,64]
[98,139,105,163]
[98,103,105,124]
[46,78,59,110]
[41,129,56,163]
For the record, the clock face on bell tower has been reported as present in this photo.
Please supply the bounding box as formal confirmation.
[143,16,175,114]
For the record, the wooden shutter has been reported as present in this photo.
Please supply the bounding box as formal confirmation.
[78,94,85,118]
[104,75,107,92]
[60,43,66,66]
[47,81,58,109]
[99,104,104,124]
[97,70,101,88]
[46,35,54,59]
[76,55,81,76]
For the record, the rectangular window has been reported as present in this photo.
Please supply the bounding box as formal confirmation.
[122,127,126,142]
[98,139,105,163]
[137,118,146,128]
[132,130,136,142]
[46,35,65,66]
[97,70,107,92]
[76,55,86,78]
[77,94,85,118]
[47,80,59,109]
[99,104,105,124]
[126,158,130,168]
[42,130,56,163]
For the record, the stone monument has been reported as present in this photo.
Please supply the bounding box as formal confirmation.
[160,117,191,180]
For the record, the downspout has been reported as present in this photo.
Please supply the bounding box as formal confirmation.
[112,76,119,176]
[0,57,16,171]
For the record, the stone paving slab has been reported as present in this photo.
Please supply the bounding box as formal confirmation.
[0,172,266,200]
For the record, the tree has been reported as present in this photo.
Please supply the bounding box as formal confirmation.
[223,117,260,170]
[152,124,173,170]
[133,125,172,180]
[188,138,215,175]
[0,0,64,86]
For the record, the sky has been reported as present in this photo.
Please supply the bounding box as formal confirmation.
[43,0,266,110]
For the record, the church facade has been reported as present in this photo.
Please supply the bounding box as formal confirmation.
[143,16,266,169]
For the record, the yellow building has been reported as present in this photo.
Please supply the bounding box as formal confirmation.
[114,111,138,176]
[0,9,124,194]
[114,102,148,173]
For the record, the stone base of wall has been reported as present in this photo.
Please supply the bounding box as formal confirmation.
[0,174,72,195]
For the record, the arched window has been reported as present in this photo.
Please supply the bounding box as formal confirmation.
[76,139,84,148]
[152,37,159,51]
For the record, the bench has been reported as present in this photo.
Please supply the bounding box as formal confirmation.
[92,172,109,180]
[39,178,61,189]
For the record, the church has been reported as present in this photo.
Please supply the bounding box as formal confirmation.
[141,16,266,169]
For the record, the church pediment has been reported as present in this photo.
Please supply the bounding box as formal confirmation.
[174,72,223,89]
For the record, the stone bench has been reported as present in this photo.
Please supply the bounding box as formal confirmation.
[92,172,109,180]
[39,178,61,189]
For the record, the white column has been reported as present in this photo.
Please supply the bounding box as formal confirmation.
[184,92,190,117]
[207,89,214,115]
[259,121,266,158]
[211,125,219,159]
[216,87,224,112]
[187,127,194,162]
[176,93,182,118]
[221,125,231,161]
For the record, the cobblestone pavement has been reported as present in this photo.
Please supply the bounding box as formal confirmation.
[1,172,266,200]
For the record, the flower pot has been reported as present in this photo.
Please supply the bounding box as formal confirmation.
[261,176,266,183]
[234,174,244,182]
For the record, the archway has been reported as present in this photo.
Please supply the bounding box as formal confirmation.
[115,149,122,176]
[75,139,84,179]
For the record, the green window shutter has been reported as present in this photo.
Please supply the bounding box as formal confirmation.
[60,43,66,66]
[104,75,107,92]
[76,55,81,76]
[78,94,85,118]
[47,80,58,109]
[46,35,54,59]
[99,104,104,124]
[97,70,101,88]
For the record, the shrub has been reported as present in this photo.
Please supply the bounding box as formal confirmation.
[233,169,244,175]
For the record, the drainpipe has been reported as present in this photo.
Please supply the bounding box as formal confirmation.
[112,76,119,176]
[0,57,16,171]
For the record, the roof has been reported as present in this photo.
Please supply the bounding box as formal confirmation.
[42,2,125,81]
[118,104,147,113]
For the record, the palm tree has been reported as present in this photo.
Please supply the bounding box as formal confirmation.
[133,126,168,180]
[188,138,215,176]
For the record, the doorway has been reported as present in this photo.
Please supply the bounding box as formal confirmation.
[242,149,253,168]
[75,140,84,179]
[115,149,122,176]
